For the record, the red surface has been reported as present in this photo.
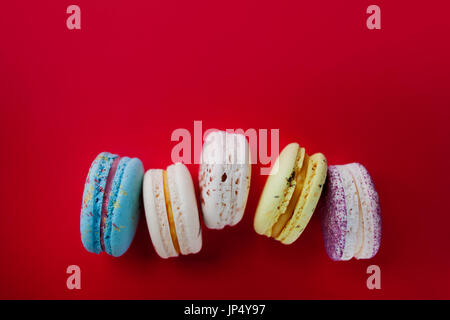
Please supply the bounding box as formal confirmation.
[1,1,450,299]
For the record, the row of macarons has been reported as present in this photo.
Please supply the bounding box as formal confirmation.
[81,131,381,261]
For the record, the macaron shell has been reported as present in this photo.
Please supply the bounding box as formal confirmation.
[335,165,360,260]
[347,163,381,259]
[80,152,117,254]
[199,132,232,229]
[320,165,348,260]
[276,153,327,244]
[254,143,302,236]
[199,131,251,229]
[167,163,202,255]
[108,158,144,257]
[229,158,251,227]
[143,169,178,259]
[225,132,251,226]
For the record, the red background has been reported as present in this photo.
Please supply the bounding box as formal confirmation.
[1,1,450,299]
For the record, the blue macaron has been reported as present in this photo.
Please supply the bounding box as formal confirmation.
[80,152,144,257]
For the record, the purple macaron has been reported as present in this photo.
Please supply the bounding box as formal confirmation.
[320,163,381,261]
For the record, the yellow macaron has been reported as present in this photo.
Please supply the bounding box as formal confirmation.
[254,143,327,244]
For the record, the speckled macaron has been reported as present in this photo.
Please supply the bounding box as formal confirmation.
[80,152,144,257]
[254,143,327,244]
[199,131,251,229]
[320,163,381,261]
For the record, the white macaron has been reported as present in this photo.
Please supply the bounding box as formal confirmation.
[143,163,202,258]
[199,131,251,229]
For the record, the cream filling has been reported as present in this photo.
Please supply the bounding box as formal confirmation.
[270,151,307,238]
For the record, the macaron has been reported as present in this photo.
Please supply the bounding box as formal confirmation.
[320,163,381,261]
[143,162,202,258]
[80,152,144,257]
[254,143,327,244]
[199,131,251,229]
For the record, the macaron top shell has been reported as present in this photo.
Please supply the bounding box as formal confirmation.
[199,131,251,229]
[81,152,117,254]
[320,165,360,261]
[143,169,178,258]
